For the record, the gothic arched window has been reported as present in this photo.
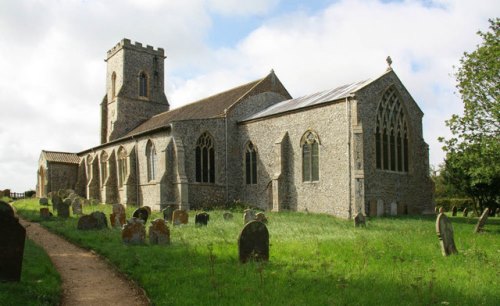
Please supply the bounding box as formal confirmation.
[117,147,127,187]
[139,72,148,97]
[100,151,109,186]
[111,72,117,99]
[196,132,215,183]
[146,140,157,182]
[301,130,320,182]
[245,141,257,185]
[375,87,409,172]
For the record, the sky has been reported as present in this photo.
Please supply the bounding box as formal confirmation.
[0,0,498,192]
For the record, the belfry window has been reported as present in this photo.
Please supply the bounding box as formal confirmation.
[375,87,409,172]
[139,72,148,97]
[301,130,320,182]
[146,141,157,182]
[195,132,215,183]
[245,142,257,185]
[117,147,127,187]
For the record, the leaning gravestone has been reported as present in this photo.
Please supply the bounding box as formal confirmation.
[436,213,458,256]
[195,212,209,226]
[243,209,256,224]
[71,198,83,215]
[122,218,146,244]
[238,220,269,263]
[110,204,126,228]
[172,209,188,226]
[39,197,49,205]
[223,212,233,220]
[354,213,366,227]
[255,212,268,224]
[51,194,62,213]
[474,208,490,233]
[0,201,26,281]
[451,206,457,216]
[462,208,469,217]
[162,204,178,222]
[133,207,149,224]
[58,198,71,218]
[149,219,170,245]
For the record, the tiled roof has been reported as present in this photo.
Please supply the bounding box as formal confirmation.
[243,79,371,122]
[42,151,80,164]
[125,76,266,137]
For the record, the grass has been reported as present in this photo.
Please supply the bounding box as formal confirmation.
[0,239,61,306]
[13,198,500,306]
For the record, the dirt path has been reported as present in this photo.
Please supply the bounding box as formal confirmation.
[19,219,150,306]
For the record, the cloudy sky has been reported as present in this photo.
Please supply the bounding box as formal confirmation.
[0,0,498,192]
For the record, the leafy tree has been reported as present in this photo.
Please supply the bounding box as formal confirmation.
[439,18,500,215]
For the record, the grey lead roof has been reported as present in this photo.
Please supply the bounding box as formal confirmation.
[242,78,372,122]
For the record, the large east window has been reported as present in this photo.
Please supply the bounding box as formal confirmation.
[195,132,215,183]
[302,130,320,182]
[375,87,409,172]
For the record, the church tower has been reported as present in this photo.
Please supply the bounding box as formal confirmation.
[101,39,170,143]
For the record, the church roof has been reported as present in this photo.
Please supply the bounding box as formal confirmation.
[242,79,371,122]
[42,150,80,164]
[125,72,281,137]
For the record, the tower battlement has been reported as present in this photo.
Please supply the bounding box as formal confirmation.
[106,38,165,59]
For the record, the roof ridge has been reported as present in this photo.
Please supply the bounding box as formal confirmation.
[42,150,77,154]
[224,71,273,114]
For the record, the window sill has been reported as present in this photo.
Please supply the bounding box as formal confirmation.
[375,169,409,175]
[302,180,320,184]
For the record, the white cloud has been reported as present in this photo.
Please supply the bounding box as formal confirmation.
[0,0,498,191]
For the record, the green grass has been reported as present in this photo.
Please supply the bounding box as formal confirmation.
[13,199,500,306]
[0,239,61,306]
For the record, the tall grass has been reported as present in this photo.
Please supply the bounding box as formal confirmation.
[14,199,500,305]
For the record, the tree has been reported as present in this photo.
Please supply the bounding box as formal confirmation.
[439,18,500,215]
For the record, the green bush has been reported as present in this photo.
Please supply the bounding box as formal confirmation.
[435,197,474,211]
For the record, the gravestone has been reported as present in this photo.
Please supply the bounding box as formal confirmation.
[0,201,26,281]
[71,198,83,215]
[77,212,108,230]
[39,197,49,205]
[51,194,62,213]
[439,207,445,214]
[255,212,268,224]
[58,198,71,218]
[436,213,458,256]
[39,207,52,219]
[434,206,439,214]
[223,212,233,220]
[243,209,256,224]
[462,208,469,217]
[149,219,170,245]
[122,218,146,244]
[143,206,152,216]
[238,221,269,263]
[451,206,457,216]
[495,207,499,216]
[133,207,149,224]
[162,204,178,222]
[195,212,209,226]
[390,202,397,216]
[354,213,366,227]
[172,209,188,226]
[474,208,490,233]
[376,200,384,216]
[110,204,126,228]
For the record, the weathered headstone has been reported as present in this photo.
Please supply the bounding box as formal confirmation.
[451,206,457,217]
[439,207,445,214]
[39,197,49,205]
[172,209,188,225]
[58,198,71,218]
[40,207,52,219]
[462,207,469,217]
[133,207,149,224]
[110,204,126,228]
[122,218,146,244]
[71,197,83,215]
[434,206,439,214]
[195,212,209,226]
[223,212,233,220]
[354,213,366,227]
[376,200,384,216]
[243,209,256,224]
[238,221,269,263]
[436,213,458,256]
[255,212,268,224]
[51,194,62,213]
[77,212,108,230]
[149,219,170,245]
[474,208,490,233]
[162,204,177,222]
[495,207,499,216]
[143,206,152,216]
[390,202,397,216]
[0,201,26,281]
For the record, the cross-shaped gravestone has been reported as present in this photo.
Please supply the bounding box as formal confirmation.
[238,221,269,263]
[0,201,26,282]
[436,213,458,256]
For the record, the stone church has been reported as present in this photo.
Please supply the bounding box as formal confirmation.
[37,39,433,219]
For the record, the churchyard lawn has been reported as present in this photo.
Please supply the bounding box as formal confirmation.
[12,198,500,305]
